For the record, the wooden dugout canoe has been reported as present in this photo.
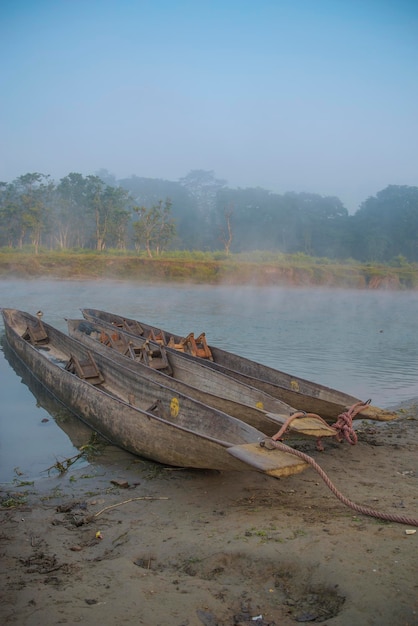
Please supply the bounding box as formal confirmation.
[81,308,397,423]
[1,308,310,477]
[67,317,338,440]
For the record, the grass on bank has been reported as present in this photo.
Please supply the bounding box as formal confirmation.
[0,248,417,288]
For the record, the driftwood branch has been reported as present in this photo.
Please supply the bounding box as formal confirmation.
[93,496,169,517]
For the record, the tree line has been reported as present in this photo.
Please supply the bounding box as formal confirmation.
[0,169,417,263]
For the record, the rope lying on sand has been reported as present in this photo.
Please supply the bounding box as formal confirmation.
[268,439,418,527]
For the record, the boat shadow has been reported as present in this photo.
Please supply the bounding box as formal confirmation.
[1,333,99,450]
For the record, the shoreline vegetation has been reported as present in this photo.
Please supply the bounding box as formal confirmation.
[1,250,417,289]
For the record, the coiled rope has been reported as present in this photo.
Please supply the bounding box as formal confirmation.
[267,438,418,527]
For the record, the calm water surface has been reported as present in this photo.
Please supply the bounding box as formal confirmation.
[1,279,417,484]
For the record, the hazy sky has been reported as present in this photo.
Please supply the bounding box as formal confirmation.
[1,1,417,212]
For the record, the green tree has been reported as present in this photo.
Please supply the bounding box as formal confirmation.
[179,170,227,249]
[10,173,54,253]
[56,174,132,250]
[118,175,199,250]
[133,200,176,257]
[215,187,349,256]
[100,185,132,250]
[86,176,133,251]
[219,207,234,255]
[215,186,274,252]
[353,186,418,262]
[0,181,21,247]
[179,170,227,217]
[55,172,93,248]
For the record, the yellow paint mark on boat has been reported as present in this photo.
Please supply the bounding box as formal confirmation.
[170,397,180,418]
[256,401,264,410]
[290,380,300,392]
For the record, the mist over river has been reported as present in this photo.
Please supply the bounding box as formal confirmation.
[1,279,417,484]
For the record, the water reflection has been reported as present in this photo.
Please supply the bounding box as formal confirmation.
[1,336,93,481]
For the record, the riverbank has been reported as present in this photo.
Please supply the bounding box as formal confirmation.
[1,251,417,289]
[1,400,417,625]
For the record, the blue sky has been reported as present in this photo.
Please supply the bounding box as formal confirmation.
[1,0,417,212]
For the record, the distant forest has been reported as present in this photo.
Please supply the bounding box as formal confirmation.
[1,169,417,263]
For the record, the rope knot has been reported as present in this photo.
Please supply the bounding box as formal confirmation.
[332,400,372,445]
[333,411,358,445]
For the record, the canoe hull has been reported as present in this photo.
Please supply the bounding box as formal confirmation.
[1,309,308,476]
[67,319,336,439]
[81,308,397,422]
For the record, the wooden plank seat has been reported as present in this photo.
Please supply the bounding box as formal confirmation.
[125,342,144,360]
[98,330,129,354]
[136,341,172,375]
[65,351,104,385]
[106,331,130,354]
[167,333,195,352]
[22,320,49,346]
[146,328,167,345]
[121,319,144,335]
[184,332,213,360]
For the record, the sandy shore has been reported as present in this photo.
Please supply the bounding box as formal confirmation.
[1,402,418,626]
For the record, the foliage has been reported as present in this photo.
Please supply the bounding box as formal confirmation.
[1,492,28,508]
[56,173,132,250]
[1,171,417,264]
[0,173,54,253]
[353,185,418,262]
[132,200,176,257]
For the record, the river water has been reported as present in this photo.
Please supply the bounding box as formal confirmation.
[1,279,417,484]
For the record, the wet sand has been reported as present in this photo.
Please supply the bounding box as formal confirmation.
[1,402,417,626]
